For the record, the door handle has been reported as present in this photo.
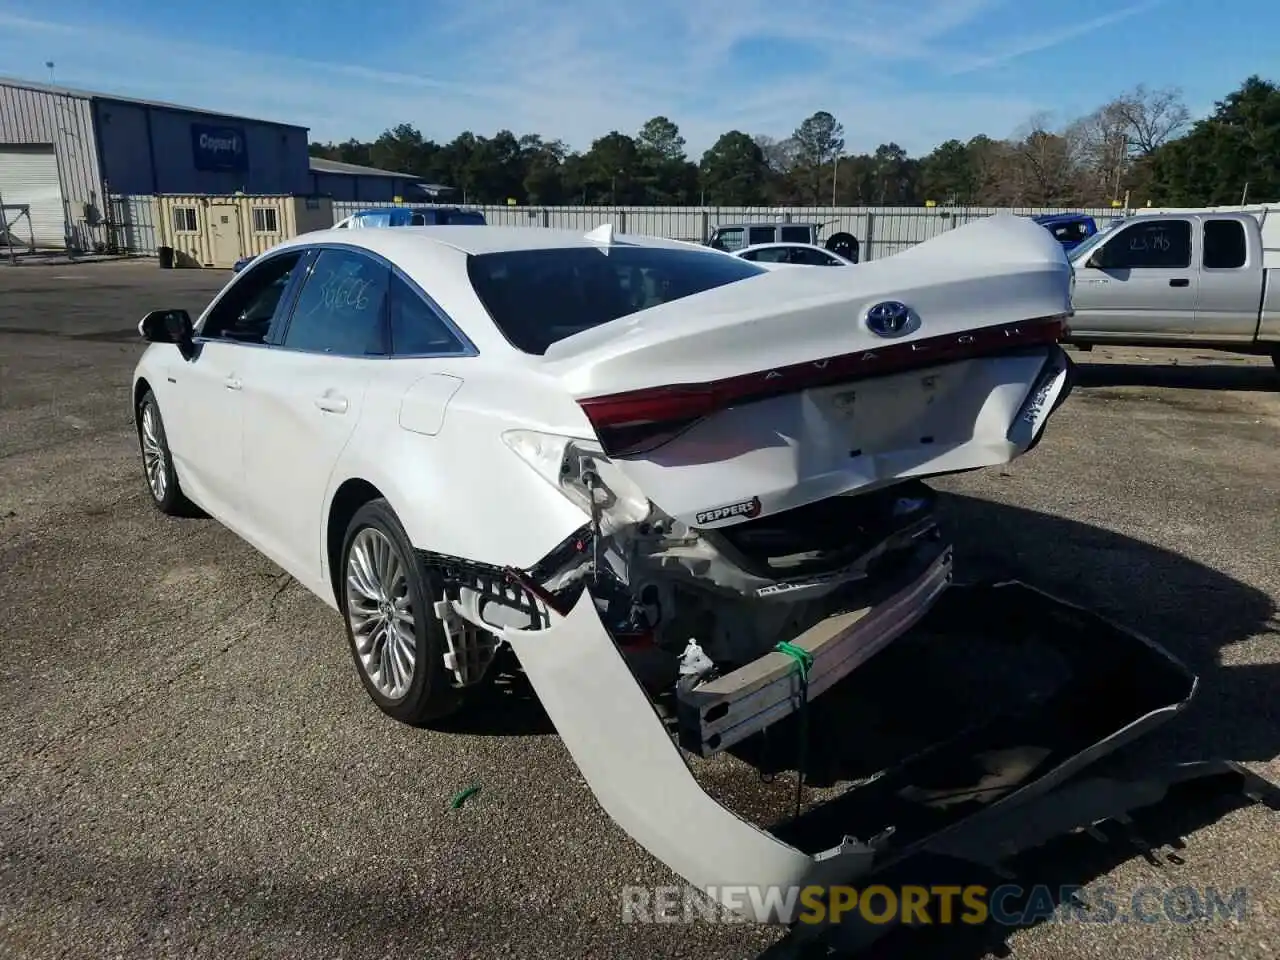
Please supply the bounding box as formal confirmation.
[1169,278,1190,287]
[224,375,242,391]
[314,394,349,414]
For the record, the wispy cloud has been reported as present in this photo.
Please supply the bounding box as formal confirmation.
[942,0,1162,76]
[0,1,1086,155]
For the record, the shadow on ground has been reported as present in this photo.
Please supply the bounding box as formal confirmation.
[1073,359,1278,393]
[744,491,1280,957]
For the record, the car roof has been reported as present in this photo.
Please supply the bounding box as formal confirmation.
[277,224,705,258]
[738,242,829,251]
[352,206,473,215]
[1033,213,1090,225]
[716,222,820,229]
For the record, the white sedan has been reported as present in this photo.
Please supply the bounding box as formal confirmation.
[132,217,1073,916]
[733,241,856,267]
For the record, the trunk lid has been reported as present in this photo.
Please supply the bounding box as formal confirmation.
[541,214,1071,398]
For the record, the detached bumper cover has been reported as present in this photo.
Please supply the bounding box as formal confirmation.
[502,581,1197,924]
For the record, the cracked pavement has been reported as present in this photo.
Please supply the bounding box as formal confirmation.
[0,261,1277,959]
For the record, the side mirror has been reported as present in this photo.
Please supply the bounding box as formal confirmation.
[1085,251,1105,270]
[139,309,196,360]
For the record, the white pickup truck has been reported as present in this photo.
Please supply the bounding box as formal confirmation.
[1065,205,1280,369]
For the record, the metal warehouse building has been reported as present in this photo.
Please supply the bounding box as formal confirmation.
[0,76,319,251]
[0,77,440,254]
[307,156,455,204]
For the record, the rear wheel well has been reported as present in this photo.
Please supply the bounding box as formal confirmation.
[327,479,386,605]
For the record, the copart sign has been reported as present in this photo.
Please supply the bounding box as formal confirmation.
[191,123,249,172]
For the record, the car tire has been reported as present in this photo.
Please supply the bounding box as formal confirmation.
[339,498,462,726]
[137,389,196,517]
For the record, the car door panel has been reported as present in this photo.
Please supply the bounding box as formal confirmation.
[1194,218,1261,341]
[240,247,392,586]
[1069,218,1198,339]
[163,340,253,518]
[164,251,309,523]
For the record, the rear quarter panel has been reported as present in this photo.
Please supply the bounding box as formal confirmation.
[320,362,594,593]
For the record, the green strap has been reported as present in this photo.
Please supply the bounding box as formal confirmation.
[774,641,814,680]
[449,785,482,809]
[774,641,813,822]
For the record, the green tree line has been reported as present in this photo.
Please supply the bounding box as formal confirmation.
[309,75,1279,208]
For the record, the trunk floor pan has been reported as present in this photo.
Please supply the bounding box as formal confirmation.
[685,580,1197,863]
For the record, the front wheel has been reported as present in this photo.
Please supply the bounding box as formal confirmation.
[137,389,196,516]
[340,499,461,726]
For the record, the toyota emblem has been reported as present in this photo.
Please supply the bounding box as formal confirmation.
[866,301,912,337]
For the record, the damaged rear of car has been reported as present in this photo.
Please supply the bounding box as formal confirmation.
[451,217,1075,738]
[386,216,1198,923]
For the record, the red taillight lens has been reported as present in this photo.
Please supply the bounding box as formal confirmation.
[578,315,1069,458]
[577,386,720,457]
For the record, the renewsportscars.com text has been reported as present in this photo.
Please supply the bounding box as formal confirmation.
[621,882,1250,926]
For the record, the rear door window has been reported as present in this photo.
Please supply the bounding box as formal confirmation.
[749,247,791,263]
[1202,219,1247,269]
[788,246,839,266]
[747,226,776,245]
[281,249,390,355]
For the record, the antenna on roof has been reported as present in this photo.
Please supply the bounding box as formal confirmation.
[584,223,615,245]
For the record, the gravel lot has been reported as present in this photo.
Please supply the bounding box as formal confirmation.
[1,260,1277,959]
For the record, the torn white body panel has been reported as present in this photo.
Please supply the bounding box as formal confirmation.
[502,589,877,921]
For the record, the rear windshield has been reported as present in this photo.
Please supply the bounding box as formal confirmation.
[466,245,765,354]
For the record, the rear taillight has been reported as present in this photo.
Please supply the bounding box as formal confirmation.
[578,315,1069,458]
[576,387,720,457]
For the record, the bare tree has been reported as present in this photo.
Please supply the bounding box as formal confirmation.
[753,134,799,173]
[1004,112,1086,206]
[1107,84,1191,157]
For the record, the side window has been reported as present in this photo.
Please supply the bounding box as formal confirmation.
[282,249,390,355]
[752,247,791,263]
[1203,220,1247,269]
[1098,220,1191,269]
[738,249,760,262]
[388,272,465,355]
[712,228,744,252]
[200,252,305,344]
[747,226,776,246]
[779,226,811,243]
[410,212,428,226]
[788,247,832,266]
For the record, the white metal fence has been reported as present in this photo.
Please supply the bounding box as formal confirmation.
[331,202,1121,260]
[111,197,1122,260]
[106,195,159,255]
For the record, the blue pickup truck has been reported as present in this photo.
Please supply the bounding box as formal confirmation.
[1032,213,1101,252]
[232,205,487,272]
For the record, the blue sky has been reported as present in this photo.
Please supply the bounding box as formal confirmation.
[0,0,1275,156]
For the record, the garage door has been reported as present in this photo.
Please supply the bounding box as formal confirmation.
[0,145,67,249]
